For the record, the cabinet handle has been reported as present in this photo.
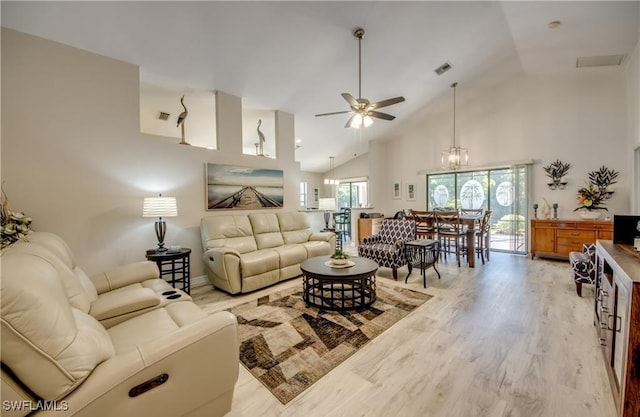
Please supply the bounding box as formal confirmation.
[599,337,607,346]
[607,314,615,331]
[615,316,622,333]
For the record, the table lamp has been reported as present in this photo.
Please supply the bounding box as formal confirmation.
[318,198,336,229]
[143,194,178,251]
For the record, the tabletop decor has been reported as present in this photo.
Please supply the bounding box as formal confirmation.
[0,188,32,249]
[574,182,608,219]
[329,248,350,265]
[226,280,432,404]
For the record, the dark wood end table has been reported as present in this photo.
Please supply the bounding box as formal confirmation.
[300,256,378,311]
[145,248,191,294]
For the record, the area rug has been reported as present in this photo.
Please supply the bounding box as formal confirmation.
[226,280,432,404]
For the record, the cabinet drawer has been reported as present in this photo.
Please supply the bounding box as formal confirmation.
[556,229,594,240]
[556,240,586,255]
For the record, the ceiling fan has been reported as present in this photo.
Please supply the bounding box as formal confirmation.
[315,27,406,128]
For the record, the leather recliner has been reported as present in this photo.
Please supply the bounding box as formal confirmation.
[7,232,192,328]
[1,243,239,417]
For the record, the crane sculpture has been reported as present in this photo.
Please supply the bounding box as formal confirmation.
[176,95,190,145]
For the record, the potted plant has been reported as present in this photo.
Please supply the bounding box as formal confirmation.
[330,248,350,265]
[1,188,32,249]
[574,182,608,220]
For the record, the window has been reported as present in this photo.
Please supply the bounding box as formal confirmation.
[299,182,307,207]
[336,178,368,209]
[427,165,529,254]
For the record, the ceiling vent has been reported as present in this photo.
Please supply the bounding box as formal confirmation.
[158,112,170,121]
[434,62,453,75]
[576,55,624,68]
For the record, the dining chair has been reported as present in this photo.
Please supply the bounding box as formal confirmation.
[411,210,436,239]
[334,207,351,241]
[434,210,467,267]
[475,210,492,264]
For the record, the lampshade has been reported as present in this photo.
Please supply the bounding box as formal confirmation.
[318,198,336,211]
[442,82,469,170]
[143,196,178,218]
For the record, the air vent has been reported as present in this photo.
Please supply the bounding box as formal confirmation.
[576,55,624,68]
[158,112,170,120]
[434,62,453,75]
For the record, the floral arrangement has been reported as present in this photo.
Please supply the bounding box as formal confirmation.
[1,188,32,249]
[574,182,608,212]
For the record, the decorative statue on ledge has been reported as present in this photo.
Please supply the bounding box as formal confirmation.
[256,119,266,156]
[177,95,190,146]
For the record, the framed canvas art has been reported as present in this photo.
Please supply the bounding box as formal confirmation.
[206,163,284,209]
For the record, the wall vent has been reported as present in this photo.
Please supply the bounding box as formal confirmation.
[576,55,624,68]
[434,62,453,75]
[158,112,170,121]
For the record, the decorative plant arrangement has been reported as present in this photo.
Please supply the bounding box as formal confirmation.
[574,182,608,219]
[0,188,32,249]
[543,159,571,190]
[587,165,618,197]
[330,248,350,265]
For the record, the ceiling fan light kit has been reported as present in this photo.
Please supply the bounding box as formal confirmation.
[315,28,405,129]
[441,82,469,170]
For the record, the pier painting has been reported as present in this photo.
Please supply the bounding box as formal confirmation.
[206,163,284,210]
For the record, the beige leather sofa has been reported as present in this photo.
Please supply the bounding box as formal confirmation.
[1,233,239,417]
[201,212,335,294]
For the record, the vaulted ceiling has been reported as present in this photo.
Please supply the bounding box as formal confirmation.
[2,1,638,172]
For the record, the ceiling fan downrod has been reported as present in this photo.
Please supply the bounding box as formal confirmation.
[354,28,365,101]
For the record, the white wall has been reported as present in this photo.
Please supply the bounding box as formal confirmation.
[1,28,302,279]
[379,70,631,218]
[627,40,640,213]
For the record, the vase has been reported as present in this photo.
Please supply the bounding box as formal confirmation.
[541,198,551,219]
[578,210,601,220]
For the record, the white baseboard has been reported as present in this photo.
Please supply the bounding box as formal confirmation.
[191,274,209,288]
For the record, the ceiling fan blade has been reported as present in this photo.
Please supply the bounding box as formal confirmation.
[315,110,352,117]
[341,93,359,108]
[370,96,405,109]
[368,111,396,121]
[344,114,357,128]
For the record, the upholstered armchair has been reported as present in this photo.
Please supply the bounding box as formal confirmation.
[358,219,416,280]
[569,243,596,296]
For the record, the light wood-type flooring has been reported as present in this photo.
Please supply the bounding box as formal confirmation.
[191,252,617,417]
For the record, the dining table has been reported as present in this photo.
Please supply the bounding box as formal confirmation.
[411,212,486,268]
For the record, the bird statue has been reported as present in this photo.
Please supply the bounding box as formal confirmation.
[256,119,266,156]
[177,95,190,145]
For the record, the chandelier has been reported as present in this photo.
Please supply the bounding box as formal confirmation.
[324,156,339,185]
[441,82,468,170]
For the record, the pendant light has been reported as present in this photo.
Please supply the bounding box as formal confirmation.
[324,156,339,185]
[441,82,468,170]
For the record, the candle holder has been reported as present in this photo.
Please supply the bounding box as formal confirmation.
[533,203,538,219]
[552,203,558,219]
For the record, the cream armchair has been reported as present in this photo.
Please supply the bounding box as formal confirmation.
[8,232,190,328]
[1,249,239,417]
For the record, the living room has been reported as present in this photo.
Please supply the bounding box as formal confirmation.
[1,2,639,417]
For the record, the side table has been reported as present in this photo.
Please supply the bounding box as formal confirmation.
[404,239,440,288]
[145,248,191,294]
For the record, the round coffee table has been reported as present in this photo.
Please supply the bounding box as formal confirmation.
[300,256,378,311]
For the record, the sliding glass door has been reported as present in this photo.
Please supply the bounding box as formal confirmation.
[427,165,529,254]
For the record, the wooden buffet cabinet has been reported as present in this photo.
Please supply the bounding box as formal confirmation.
[530,219,613,260]
[357,217,384,243]
[595,241,640,417]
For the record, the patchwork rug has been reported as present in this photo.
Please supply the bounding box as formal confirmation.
[227,280,432,404]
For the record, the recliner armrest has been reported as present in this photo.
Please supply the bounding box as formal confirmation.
[90,261,159,294]
[89,287,161,321]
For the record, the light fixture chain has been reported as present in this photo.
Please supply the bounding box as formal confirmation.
[358,36,362,100]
